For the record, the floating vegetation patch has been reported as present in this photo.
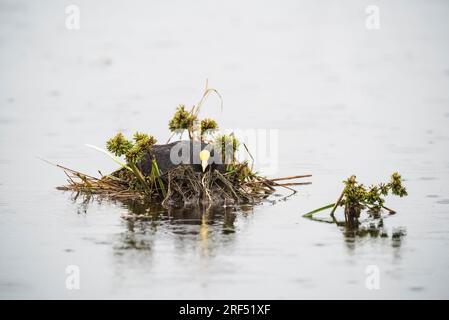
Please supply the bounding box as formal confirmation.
[303,173,407,229]
[51,84,311,210]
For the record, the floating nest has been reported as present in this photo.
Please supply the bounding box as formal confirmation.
[55,140,311,208]
[53,85,311,209]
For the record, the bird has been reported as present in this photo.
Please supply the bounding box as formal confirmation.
[199,149,210,172]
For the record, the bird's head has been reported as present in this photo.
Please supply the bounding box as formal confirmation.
[199,149,210,172]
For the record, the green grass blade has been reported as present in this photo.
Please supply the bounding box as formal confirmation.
[151,159,166,197]
[85,144,132,172]
[128,162,151,194]
[303,203,335,218]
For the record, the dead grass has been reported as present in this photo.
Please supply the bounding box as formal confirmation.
[54,160,311,207]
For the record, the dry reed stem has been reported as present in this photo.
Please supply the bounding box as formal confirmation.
[52,160,311,207]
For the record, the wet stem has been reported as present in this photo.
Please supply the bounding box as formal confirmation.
[151,158,166,198]
[128,162,151,194]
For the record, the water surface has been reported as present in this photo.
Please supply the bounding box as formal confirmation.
[1,0,449,299]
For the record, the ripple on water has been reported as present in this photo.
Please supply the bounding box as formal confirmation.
[436,199,449,205]
[426,195,439,198]
[419,177,436,181]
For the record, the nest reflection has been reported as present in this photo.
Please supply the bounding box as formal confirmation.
[114,200,255,252]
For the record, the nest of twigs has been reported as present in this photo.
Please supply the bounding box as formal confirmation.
[55,158,311,208]
[53,84,312,208]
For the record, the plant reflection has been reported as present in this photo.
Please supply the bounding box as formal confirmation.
[70,192,256,255]
[306,207,407,250]
[114,199,254,254]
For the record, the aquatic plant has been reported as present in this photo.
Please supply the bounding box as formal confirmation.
[168,104,197,139]
[200,118,218,133]
[304,173,407,227]
[215,134,240,164]
[126,133,157,163]
[106,132,133,157]
[105,131,158,194]
[200,118,218,139]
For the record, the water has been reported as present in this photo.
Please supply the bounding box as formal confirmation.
[1,0,449,299]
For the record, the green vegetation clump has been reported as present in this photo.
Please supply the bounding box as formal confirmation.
[106,132,157,164]
[215,134,240,163]
[341,173,407,213]
[304,173,407,228]
[200,118,218,135]
[106,132,133,157]
[168,105,197,138]
[126,133,157,163]
[105,132,159,195]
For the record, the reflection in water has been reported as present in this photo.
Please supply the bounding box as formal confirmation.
[72,194,253,255]
[74,191,408,255]
[122,200,240,232]
[116,202,257,263]
[115,218,157,251]
[341,213,407,253]
[306,206,407,252]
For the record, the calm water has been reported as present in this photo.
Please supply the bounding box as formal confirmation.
[1,0,449,299]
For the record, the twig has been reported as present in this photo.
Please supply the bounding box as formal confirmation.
[243,143,255,171]
[38,157,100,181]
[263,177,297,195]
[275,182,312,186]
[269,175,312,182]
[330,189,345,217]
[166,132,175,144]
[382,205,396,214]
